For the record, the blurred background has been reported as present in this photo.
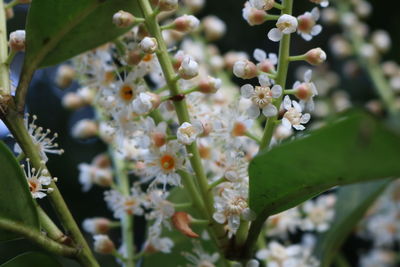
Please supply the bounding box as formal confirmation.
[0,0,399,266]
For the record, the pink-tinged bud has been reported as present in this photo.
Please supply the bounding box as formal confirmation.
[297,14,316,33]
[93,235,115,254]
[173,15,200,33]
[248,9,267,26]
[139,37,158,54]
[72,119,98,139]
[112,10,135,28]
[151,131,166,147]
[257,60,275,73]
[178,56,199,80]
[202,15,226,41]
[182,0,205,13]
[198,76,221,94]
[56,65,76,89]
[172,212,199,238]
[92,153,111,168]
[9,30,25,52]
[233,60,258,79]
[294,83,313,100]
[224,51,248,70]
[305,48,326,65]
[62,92,85,110]
[83,218,112,234]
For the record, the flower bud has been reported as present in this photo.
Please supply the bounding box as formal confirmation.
[305,48,326,65]
[9,30,25,52]
[72,119,98,139]
[172,212,199,238]
[202,16,226,41]
[224,51,248,70]
[172,15,200,33]
[198,76,221,94]
[93,235,115,254]
[56,65,76,89]
[132,92,161,115]
[62,92,85,110]
[371,30,391,53]
[126,49,143,65]
[172,50,185,70]
[249,0,275,11]
[5,8,14,20]
[112,10,135,28]
[233,60,258,79]
[243,5,268,26]
[182,0,205,13]
[178,56,199,80]
[83,218,112,234]
[158,0,178,11]
[77,86,96,105]
[139,37,158,54]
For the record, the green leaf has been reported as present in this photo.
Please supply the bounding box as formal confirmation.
[249,110,400,218]
[143,188,218,267]
[24,0,140,68]
[0,252,61,267]
[0,141,39,241]
[314,179,391,267]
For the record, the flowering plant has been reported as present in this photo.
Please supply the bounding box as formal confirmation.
[1,0,400,266]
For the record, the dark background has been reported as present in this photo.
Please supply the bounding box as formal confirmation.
[1,0,399,266]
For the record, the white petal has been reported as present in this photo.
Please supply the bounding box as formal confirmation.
[247,105,261,118]
[283,95,292,110]
[282,118,292,129]
[293,124,305,131]
[301,33,312,41]
[304,69,312,82]
[311,7,320,20]
[300,113,311,124]
[321,0,329,7]
[253,48,266,62]
[268,28,283,42]
[241,84,254,98]
[262,104,277,117]
[271,85,282,98]
[293,81,301,89]
[311,24,322,36]
[268,53,278,65]
[292,100,302,112]
[258,74,270,87]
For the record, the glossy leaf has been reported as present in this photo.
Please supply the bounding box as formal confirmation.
[249,110,400,219]
[0,141,39,241]
[24,0,140,68]
[0,252,61,267]
[314,179,391,267]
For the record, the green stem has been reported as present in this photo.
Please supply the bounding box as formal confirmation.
[112,152,135,267]
[259,0,293,150]
[16,151,25,162]
[37,205,69,244]
[208,177,226,190]
[3,113,99,267]
[0,217,78,257]
[244,131,261,145]
[137,0,229,253]
[4,0,19,10]
[265,14,280,21]
[288,54,306,62]
[0,0,10,96]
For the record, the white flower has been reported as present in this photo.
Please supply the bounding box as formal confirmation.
[241,83,282,118]
[144,190,175,228]
[301,194,336,232]
[9,30,26,51]
[104,187,145,219]
[268,14,298,42]
[144,224,174,253]
[142,141,184,190]
[359,249,396,267]
[14,115,64,162]
[177,121,203,145]
[78,163,113,191]
[293,69,318,111]
[309,0,329,8]
[256,241,302,266]
[267,207,301,237]
[297,8,322,41]
[183,241,219,267]
[282,96,311,130]
[21,159,54,199]
[242,2,267,26]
